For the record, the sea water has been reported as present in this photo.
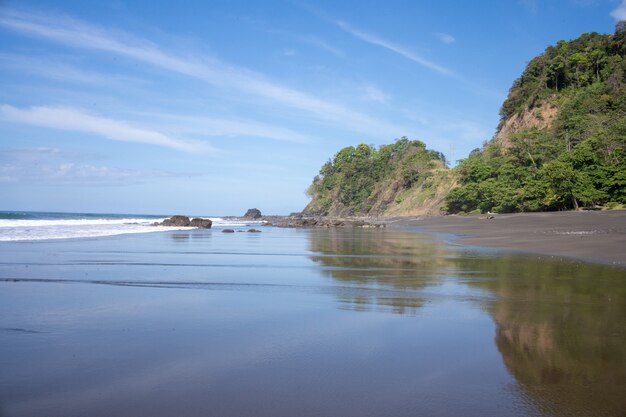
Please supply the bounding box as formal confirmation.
[0,211,263,241]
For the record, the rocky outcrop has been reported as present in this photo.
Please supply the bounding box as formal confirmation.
[155,215,212,229]
[159,215,192,226]
[190,218,212,228]
[265,214,385,229]
[243,208,262,219]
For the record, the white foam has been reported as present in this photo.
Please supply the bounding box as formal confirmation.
[0,218,165,228]
[0,217,267,241]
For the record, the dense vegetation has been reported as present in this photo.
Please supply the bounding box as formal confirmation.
[445,23,626,214]
[305,24,626,216]
[305,138,453,216]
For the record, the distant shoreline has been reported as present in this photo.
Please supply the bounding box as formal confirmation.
[388,211,626,268]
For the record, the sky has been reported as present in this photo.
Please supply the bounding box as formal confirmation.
[0,0,624,215]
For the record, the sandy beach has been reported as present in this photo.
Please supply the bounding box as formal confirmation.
[392,210,626,267]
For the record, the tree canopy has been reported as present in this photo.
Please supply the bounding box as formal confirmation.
[446,23,626,214]
[305,137,449,216]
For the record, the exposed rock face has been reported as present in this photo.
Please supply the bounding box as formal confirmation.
[190,218,212,229]
[156,215,212,228]
[494,101,559,149]
[243,208,262,219]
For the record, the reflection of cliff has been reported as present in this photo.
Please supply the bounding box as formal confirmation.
[308,228,626,415]
[307,228,453,313]
[469,259,626,417]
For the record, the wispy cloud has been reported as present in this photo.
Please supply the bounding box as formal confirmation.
[0,147,196,184]
[298,35,344,57]
[519,0,538,13]
[0,53,143,85]
[0,105,212,153]
[145,113,312,143]
[0,147,97,163]
[433,32,455,44]
[611,0,626,20]
[359,84,391,104]
[0,8,403,136]
[333,20,454,76]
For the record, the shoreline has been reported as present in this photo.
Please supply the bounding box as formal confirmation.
[387,210,626,268]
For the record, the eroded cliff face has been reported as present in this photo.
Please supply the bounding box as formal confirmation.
[494,100,559,148]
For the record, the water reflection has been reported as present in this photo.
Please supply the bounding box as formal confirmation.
[168,230,213,242]
[309,228,455,314]
[474,259,626,417]
[308,228,626,416]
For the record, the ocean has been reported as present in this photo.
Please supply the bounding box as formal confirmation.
[0,213,624,416]
[0,211,264,241]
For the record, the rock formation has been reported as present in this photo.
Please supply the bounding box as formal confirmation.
[190,218,212,228]
[156,215,212,229]
[265,214,384,228]
[243,208,262,219]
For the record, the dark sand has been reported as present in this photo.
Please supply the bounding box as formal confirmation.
[392,210,626,267]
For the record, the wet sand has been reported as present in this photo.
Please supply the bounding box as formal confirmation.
[1,226,625,416]
[392,210,626,267]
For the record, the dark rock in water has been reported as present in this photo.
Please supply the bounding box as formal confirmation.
[243,208,262,219]
[160,215,191,227]
[156,215,212,228]
[247,229,261,233]
[222,229,235,233]
[190,218,212,229]
[267,215,385,229]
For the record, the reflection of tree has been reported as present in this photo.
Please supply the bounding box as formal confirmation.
[308,228,452,314]
[469,259,626,416]
[308,228,626,415]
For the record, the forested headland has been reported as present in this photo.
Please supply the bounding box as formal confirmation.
[305,23,626,216]
[304,138,455,216]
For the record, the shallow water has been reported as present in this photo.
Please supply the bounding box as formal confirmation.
[0,227,624,417]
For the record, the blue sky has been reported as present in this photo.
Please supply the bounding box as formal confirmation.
[1,0,624,215]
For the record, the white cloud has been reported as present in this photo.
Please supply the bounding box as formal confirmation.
[334,20,454,76]
[360,84,391,104]
[298,35,345,57]
[0,147,195,183]
[0,105,212,153]
[0,162,172,184]
[519,0,538,13]
[434,32,455,44]
[146,113,312,143]
[0,53,143,85]
[0,147,99,165]
[611,0,626,20]
[0,9,404,137]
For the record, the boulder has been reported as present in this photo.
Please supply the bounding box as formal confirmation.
[222,229,235,233]
[190,218,212,229]
[243,208,262,219]
[160,215,191,227]
[247,229,261,233]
